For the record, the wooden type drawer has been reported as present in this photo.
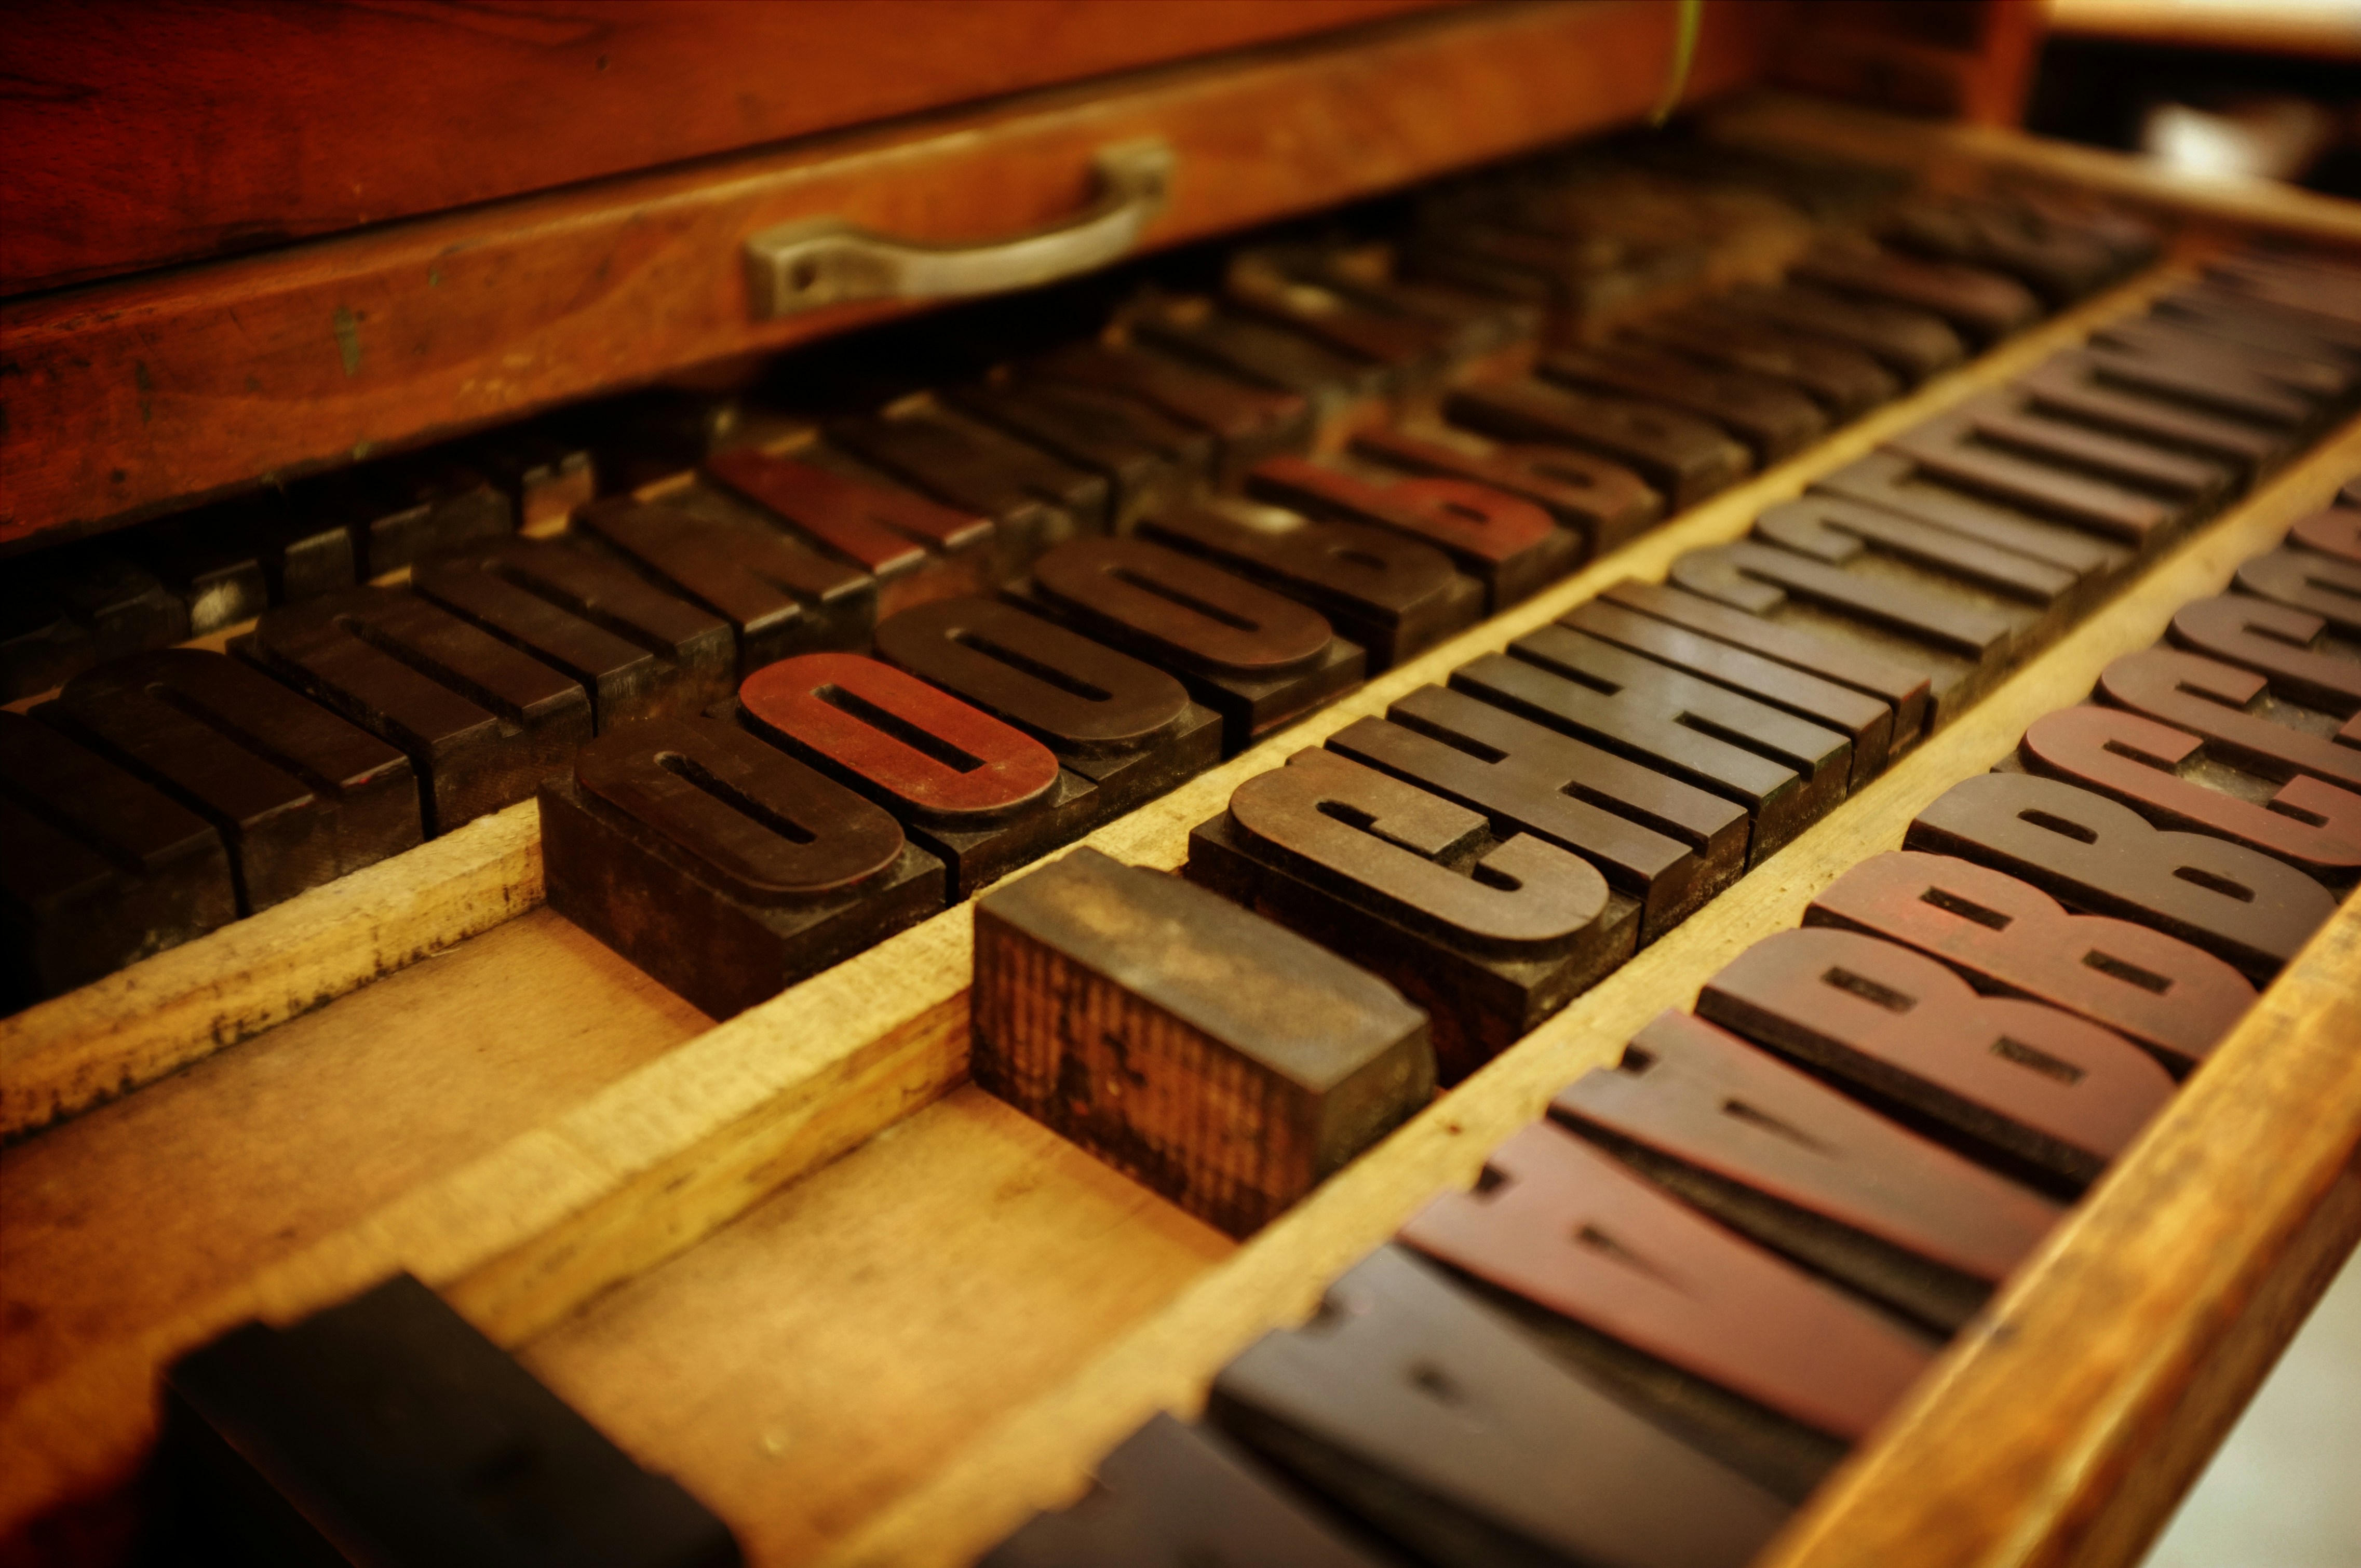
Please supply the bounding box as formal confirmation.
[5,106,2360,1568]
[0,0,1790,555]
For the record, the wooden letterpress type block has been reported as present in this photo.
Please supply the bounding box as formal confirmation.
[704,445,994,617]
[1540,346,1829,464]
[44,650,420,914]
[127,526,270,638]
[872,597,1221,814]
[192,492,361,605]
[2011,352,2294,479]
[1400,1123,1932,1499]
[2207,253,2361,327]
[1443,377,1750,509]
[1560,598,1895,789]
[26,547,189,664]
[1553,1012,2064,1333]
[1224,255,1462,394]
[1,577,95,701]
[1014,537,1365,753]
[2091,314,2352,416]
[1881,197,2122,305]
[1697,926,2175,1192]
[1622,305,1901,419]
[1884,402,2230,545]
[1716,282,1966,385]
[1125,294,1390,426]
[2,711,239,1008]
[573,495,875,677]
[2291,508,2361,565]
[412,541,735,731]
[1813,450,2134,606]
[542,715,940,1019]
[1807,849,2254,1077]
[1329,686,1743,941]
[1247,249,1541,369]
[828,403,1107,568]
[1206,1245,1789,1568]
[1245,454,1581,611]
[1597,578,1933,750]
[737,653,1089,901]
[1400,219,1698,330]
[1351,425,1664,560]
[1460,629,1850,862]
[1789,245,2041,345]
[970,847,1433,1236]
[1137,501,1481,672]
[313,461,514,578]
[235,586,592,834]
[2143,290,2361,394]
[2019,705,2361,887]
[1023,341,1313,483]
[2169,594,2361,716]
[1186,748,1631,1084]
[459,426,598,536]
[159,1274,738,1567]
[1907,772,2336,983]
[979,1414,1389,1568]
[2237,546,2361,633]
[1667,540,2003,727]
[2100,645,2361,795]
[943,377,1210,532]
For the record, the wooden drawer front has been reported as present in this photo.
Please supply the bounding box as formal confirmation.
[0,0,1453,297]
[0,0,1787,553]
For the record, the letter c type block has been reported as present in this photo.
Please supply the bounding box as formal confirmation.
[972,846,1433,1236]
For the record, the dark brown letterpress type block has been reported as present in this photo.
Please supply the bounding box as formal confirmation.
[2100,645,2361,795]
[1753,495,2078,651]
[1599,578,1934,751]
[27,548,189,665]
[1207,1245,1789,1568]
[127,527,271,639]
[412,541,735,731]
[2237,546,2361,633]
[314,462,514,578]
[1445,378,1751,509]
[1186,748,1629,1083]
[1248,249,1542,370]
[828,404,1105,569]
[573,496,876,677]
[2208,254,2361,327]
[970,847,1433,1236]
[979,1414,1391,1568]
[539,715,941,1020]
[706,446,994,616]
[1016,537,1365,753]
[1470,626,1852,861]
[140,492,360,610]
[944,377,1211,531]
[2011,352,2292,479]
[1024,341,1313,483]
[235,586,592,834]
[1717,283,1966,385]
[1,578,95,701]
[2089,315,2350,419]
[2,710,238,1008]
[872,597,1221,814]
[44,650,421,914]
[1789,246,2041,345]
[1223,256,1462,393]
[1561,598,1895,789]
[1667,540,2003,726]
[1699,922,2175,1193]
[1806,849,2254,1076]
[2019,705,2361,887]
[1622,305,1901,419]
[1245,455,1581,612]
[1330,686,1742,941]
[1126,295,1389,426]
[2290,508,2361,566]
[1351,425,1664,559]
[462,427,598,535]
[2143,290,2361,393]
[1907,772,2336,982]
[1137,501,1480,671]
[1553,1011,2064,1333]
[1540,346,1829,463]
[1400,1123,1932,1498]
[1881,197,2121,305]
[737,653,1087,900]
[1885,402,2230,544]
[2170,594,2361,717]
[1813,450,2133,608]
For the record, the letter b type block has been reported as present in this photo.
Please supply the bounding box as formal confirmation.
[972,847,1434,1236]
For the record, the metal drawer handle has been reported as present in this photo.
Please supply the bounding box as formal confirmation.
[746,139,1176,319]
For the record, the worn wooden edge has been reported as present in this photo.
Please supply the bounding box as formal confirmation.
[810,418,2361,1568]
[0,0,1787,551]
[0,252,2219,1542]
[0,801,541,1141]
[1708,89,2361,246]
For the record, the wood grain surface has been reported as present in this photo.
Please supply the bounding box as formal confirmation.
[0,0,1784,552]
